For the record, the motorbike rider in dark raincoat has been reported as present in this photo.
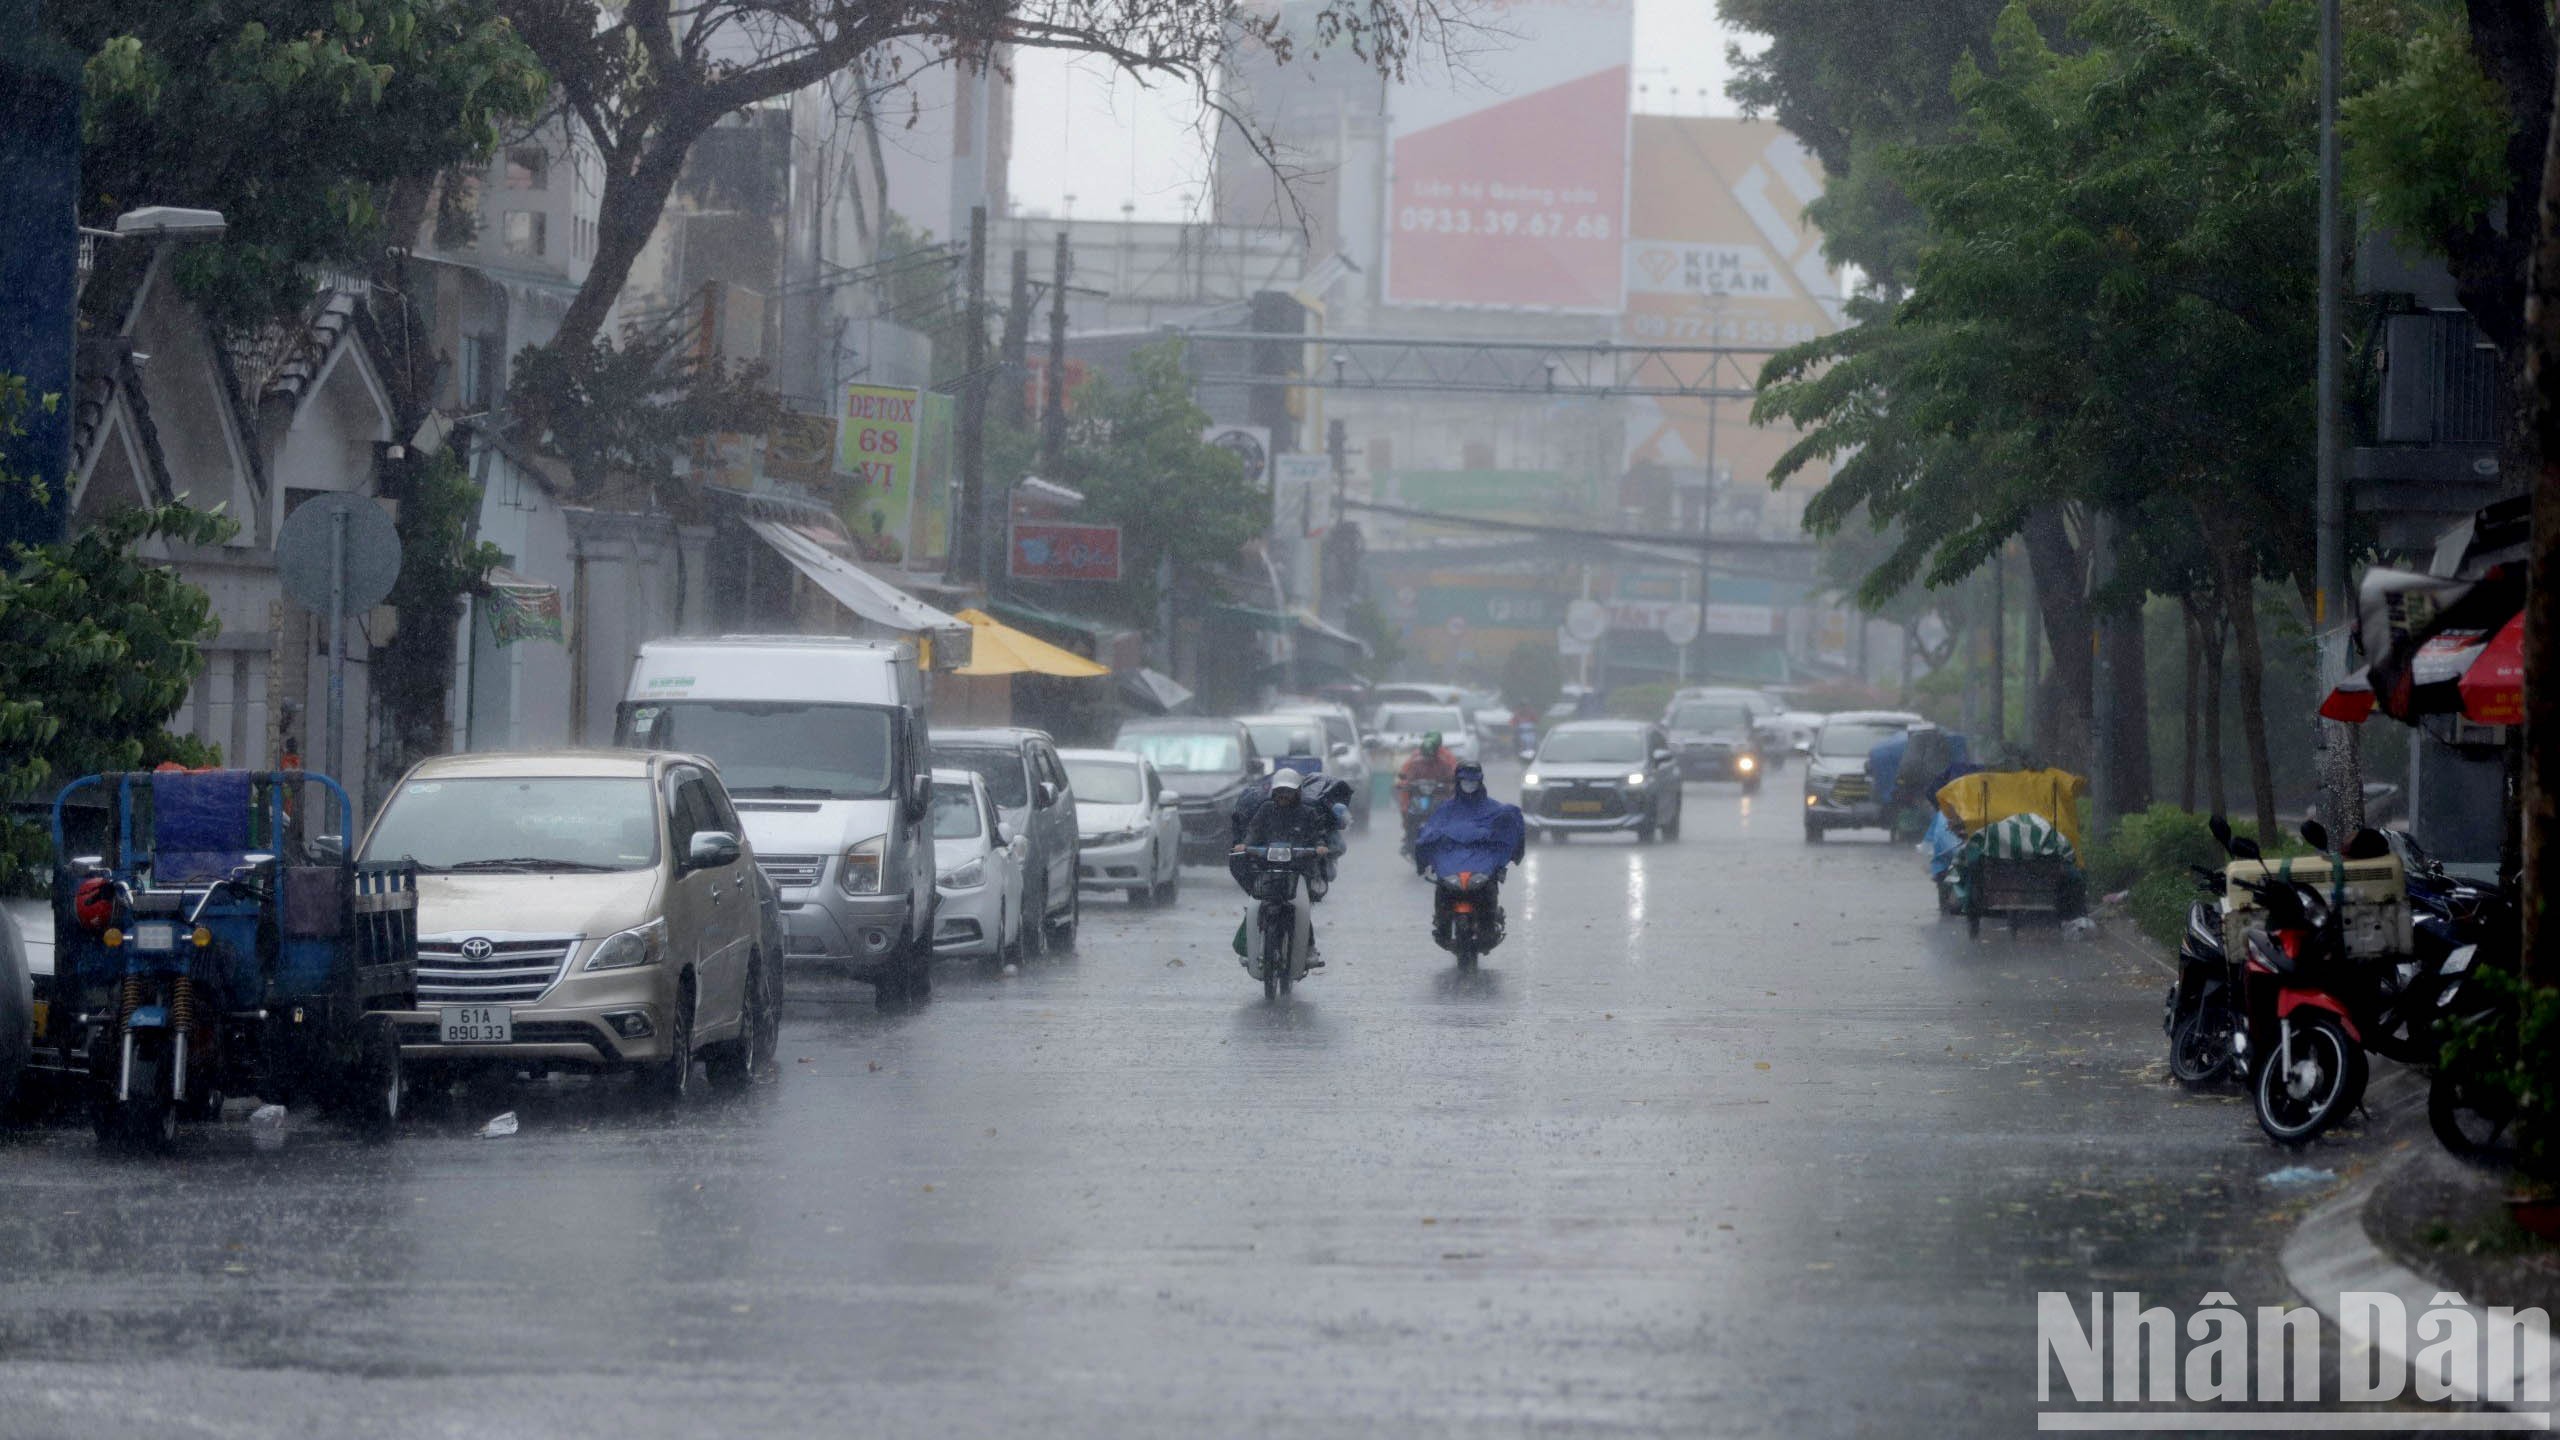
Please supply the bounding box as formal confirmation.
[1414,762,1526,949]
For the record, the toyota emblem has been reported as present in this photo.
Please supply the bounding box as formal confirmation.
[459,937,495,960]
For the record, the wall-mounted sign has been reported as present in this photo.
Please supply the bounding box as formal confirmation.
[1010,521,1122,582]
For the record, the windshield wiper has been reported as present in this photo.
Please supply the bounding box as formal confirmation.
[730,785,840,799]
[443,857,621,873]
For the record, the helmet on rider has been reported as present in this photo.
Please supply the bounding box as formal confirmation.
[1419,731,1443,757]
[1269,768,1305,803]
[1454,761,1486,798]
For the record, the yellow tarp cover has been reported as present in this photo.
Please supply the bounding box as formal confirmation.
[954,608,1110,678]
[1936,769,2090,856]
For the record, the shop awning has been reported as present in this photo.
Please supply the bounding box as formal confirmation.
[1120,667,1196,715]
[955,608,1110,678]
[746,519,973,664]
[1209,603,1374,659]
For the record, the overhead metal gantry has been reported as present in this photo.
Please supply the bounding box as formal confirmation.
[1179,330,1777,401]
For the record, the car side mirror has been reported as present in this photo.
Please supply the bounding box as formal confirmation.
[1792,740,1813,756]
[309,834,346,864]
[1331,742,1355,762]
[687,831,743,870]
[908,774,933,821]
[993,824,1013,847]
[1651,749,1674,764]
[1159,789,1184,807]
[1037,779,1061,808]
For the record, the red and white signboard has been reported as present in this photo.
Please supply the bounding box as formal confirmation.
[1009,521,1123,582]
[1384,0,1634,311]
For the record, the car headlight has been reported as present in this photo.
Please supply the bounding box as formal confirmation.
[939,857,986,890]
[585,917,667,971]
[1625,772,1649,786]
[839,835,886,895]
[1522,772,1543,788]
[1737,755,1757,773]
[1805,793,1820,807]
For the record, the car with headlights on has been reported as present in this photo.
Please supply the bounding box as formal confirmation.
[928,770,1026,962]
[1801,710,1923,842]
[362,751,776,1100]
[1111,717,1264,865]
[1061,749,1182,905]
[1662,690,1768,792]
[1523,720,1684,843]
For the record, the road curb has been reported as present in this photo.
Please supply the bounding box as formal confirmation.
[2276,1076,2560,1408]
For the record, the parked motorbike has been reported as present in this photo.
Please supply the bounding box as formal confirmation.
[1431,868,1505,970]
[1399,780,1446,876]
[1240,843,1327,1000]
[2161,863,2234,1087]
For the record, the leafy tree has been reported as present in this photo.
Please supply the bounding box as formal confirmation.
[60,0,547,334]
[1498,639,1562,715]
[998,340,1259,627]
[0,380,231,891]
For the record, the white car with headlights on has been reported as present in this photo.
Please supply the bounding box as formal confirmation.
[362,751,776,1100]
[929,770,1026,962]
[1522,720,1685,844]
[1062,749,1182,906]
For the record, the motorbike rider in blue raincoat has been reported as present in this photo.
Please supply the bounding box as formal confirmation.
[1414,762,1526,949]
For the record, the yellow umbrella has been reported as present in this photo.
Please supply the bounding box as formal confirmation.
[954,608,1110,678]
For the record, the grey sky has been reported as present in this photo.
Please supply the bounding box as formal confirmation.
[1007,4,1745,223]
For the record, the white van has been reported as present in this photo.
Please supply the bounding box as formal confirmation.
[617,637,937,1002]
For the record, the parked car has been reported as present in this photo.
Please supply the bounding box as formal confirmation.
[1523,720,1684,843]
[1269,697,1375,826]
[1240,713,1327,768]
[927,770,1027,962]
[1371,702,1481,766]
[1801,710,1925,842]
[617,636,935,1000]
[1369,682,1469,713]
[931,728,1081,954]
[362,750,779,1096]
[1662,690,1768,792]
[1112,717,1264,865]
[1061,749,1183,904]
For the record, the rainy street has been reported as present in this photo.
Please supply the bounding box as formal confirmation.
[0,774,2316,1439]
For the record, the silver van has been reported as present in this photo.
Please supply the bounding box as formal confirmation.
[617,637,937,1003]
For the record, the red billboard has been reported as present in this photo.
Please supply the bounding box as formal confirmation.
[1384,0,1633,311]
[1009,521,1122,582]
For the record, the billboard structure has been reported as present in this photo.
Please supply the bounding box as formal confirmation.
[1383,0,1634,311]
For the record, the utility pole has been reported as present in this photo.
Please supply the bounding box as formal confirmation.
[1043,229,1070,478]
[2314,0,2363,834]
[999,247,1032,430]
[1693,389,1719,683]
[1989,547,2007,751]
[954,204,989,585]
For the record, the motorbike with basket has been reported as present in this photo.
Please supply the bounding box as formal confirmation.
[35,769,418,1150]
[1238,843,1329,999]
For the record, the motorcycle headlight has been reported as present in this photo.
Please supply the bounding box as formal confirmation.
[939,857,986,890]
[837,836,887,895]
[585,918,668,971]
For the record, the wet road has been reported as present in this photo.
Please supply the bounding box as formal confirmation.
[0,772,2328,1438]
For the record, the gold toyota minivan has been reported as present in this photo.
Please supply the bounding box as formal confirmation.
[361,751,779,1100]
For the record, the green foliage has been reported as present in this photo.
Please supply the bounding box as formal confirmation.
[0,385,234,889]
[388,447,502,615]
[2438,967,2560,1184]
[1345,594,1405,673]
[1499,640,1564,715]
[2083,802,2303,946]
[509,331,784,500]
[62,0,547,332]
[1033,340,1261,625]
[2341,11,2513,253]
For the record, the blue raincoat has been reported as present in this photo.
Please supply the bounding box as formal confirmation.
[1415,789,1526,878]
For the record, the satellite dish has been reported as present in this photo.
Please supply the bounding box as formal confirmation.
[276,493,402,615]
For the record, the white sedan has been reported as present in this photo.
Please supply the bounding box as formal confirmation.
[1369,702,1480,767]
[929,769,1028,961]
[1062,749,1182,905]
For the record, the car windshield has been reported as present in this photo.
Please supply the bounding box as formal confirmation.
[934,747,1029,808]
[1119,730,1243,775]
[1245,721,1323,758]
[928,783,983,839]
[1819,721,1909,758]
[1669,701,1750,732]
[363,777,659,872]
[1064,758,1145,805]
[1378,706,1465,735]
[622,701,894,800]
[1539,730,1645,765]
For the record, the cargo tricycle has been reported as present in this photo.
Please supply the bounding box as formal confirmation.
[36,770,417,1149]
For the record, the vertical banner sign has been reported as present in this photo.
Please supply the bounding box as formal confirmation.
[836,383,921,563]
[909,391,957,568]
[1384,0,1634,311]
